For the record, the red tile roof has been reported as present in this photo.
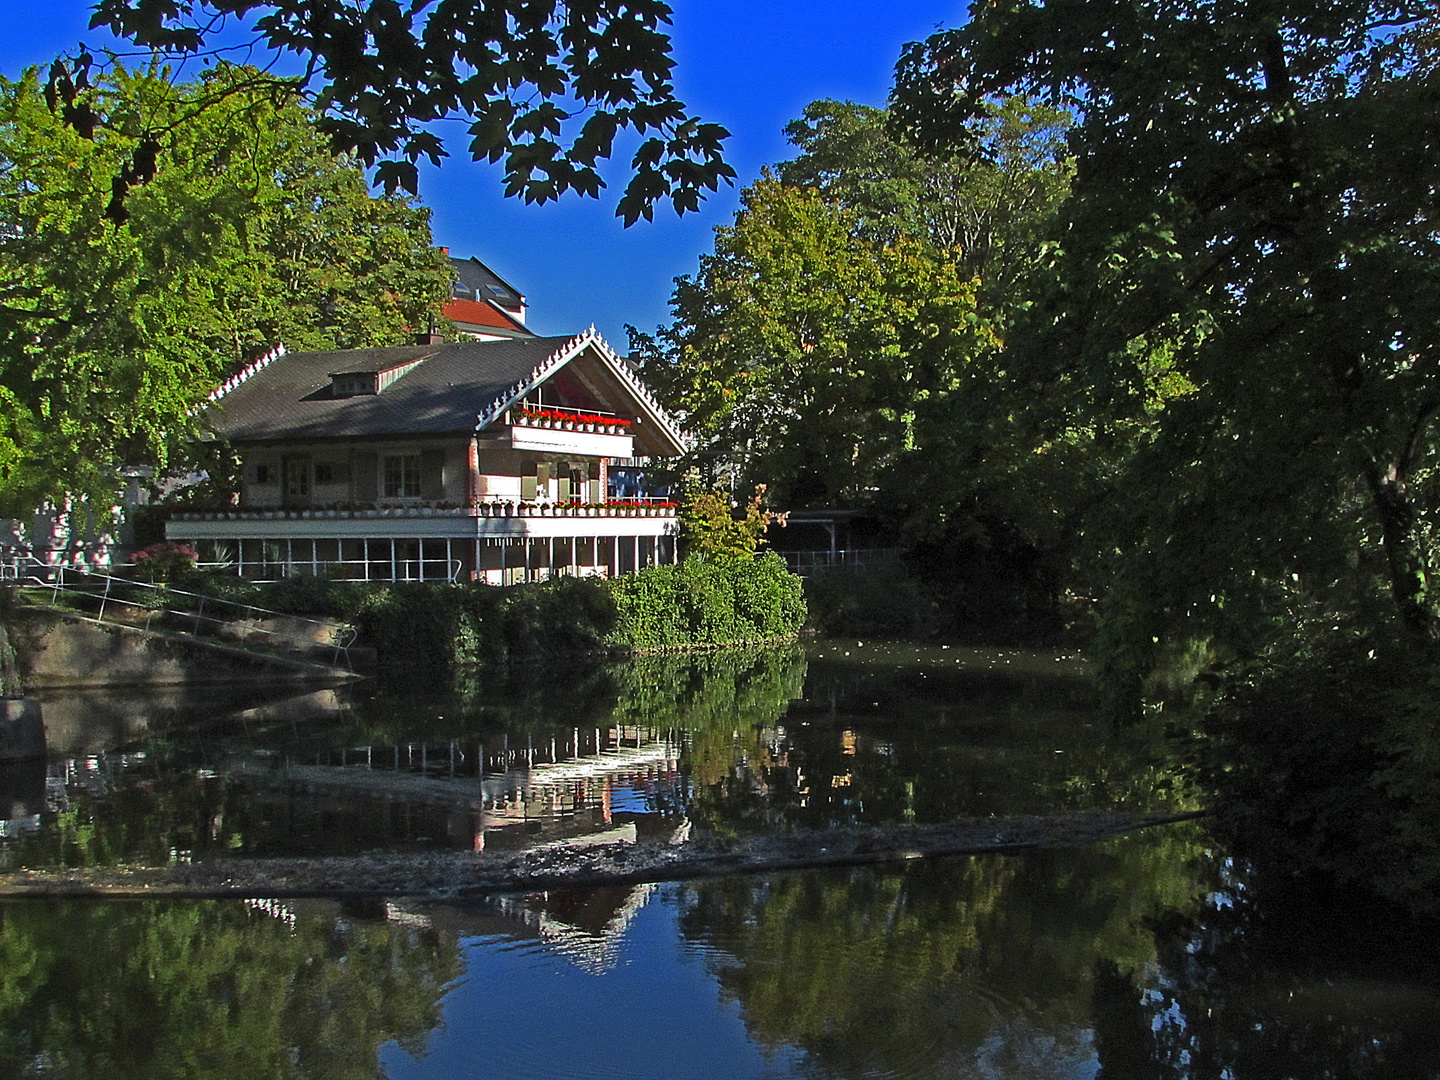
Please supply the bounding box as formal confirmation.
[443,297,528,332]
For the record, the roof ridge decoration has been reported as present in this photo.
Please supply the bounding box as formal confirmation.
[472,328,686,449]
[205,343,287,406]
[586,324,685,441]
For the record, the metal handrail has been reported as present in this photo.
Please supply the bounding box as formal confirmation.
[780,548,904,578]
[2,552,356,670]
[189,557,465,584]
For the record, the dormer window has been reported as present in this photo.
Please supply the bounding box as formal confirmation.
[331,372,378,397]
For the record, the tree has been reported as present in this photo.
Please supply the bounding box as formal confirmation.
[677,472,782,559]
[634,174,997,509]
[893,1,1440,666]
[66,0,734,225]
[780,95,1073,303]
[0,61,452,520]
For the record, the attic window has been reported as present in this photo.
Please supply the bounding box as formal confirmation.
[331,372,378,397]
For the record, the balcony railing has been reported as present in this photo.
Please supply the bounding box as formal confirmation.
[509,406,632,435]
[170,499,678,522]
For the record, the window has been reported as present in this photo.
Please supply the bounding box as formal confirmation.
[331,372,377,396]
[283,456,310,500]
[383,453,420,498]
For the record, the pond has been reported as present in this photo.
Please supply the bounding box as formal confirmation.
[1,641,1437,1078]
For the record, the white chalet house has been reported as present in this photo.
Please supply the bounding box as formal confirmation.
[166,329,686,583]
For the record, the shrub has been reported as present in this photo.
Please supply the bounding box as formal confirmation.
[165,557,805,683]
[128,542,198,582]
[608,553,804,651]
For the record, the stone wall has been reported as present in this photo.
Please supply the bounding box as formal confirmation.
[11,608,353,689]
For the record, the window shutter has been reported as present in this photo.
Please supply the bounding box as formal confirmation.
[421,449,446,500]
[353,451,378,502]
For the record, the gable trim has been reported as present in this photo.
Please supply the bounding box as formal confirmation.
[206,343,287,408]
[473,327,687,455]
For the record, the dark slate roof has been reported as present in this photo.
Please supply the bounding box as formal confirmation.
[206,337,577,443]
[448,255,525,313]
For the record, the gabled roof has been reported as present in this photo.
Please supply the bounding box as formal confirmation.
[442,296,531,335]
[204,330,688,455]
[447,254,525,315]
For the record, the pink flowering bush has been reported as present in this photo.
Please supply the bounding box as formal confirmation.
[128,541,199,582]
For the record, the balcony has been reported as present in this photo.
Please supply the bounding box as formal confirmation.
[496,406,634,457]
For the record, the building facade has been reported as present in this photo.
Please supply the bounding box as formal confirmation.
[166,329,685,583]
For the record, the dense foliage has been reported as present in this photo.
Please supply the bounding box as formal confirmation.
[0,61,451,520]
[885,0,1440,907]
[779,95,1073,304]
[74,0,734,223]
[894,0,1440,671]
[635,174,999,508]
[178,555,805,682]
[676,475,782,559]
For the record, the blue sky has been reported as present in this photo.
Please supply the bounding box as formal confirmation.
[0,2,962,350]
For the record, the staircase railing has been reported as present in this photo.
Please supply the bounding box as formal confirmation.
[1,550,356,671]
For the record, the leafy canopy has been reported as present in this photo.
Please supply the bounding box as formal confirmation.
[635,173,997,509]
[0,61,451,518]
[72,0,735,224]
[781,95,1073,304]
[894,1,1440,663]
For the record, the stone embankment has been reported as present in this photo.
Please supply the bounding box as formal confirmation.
[10,607,356,688]
[0,810,1208,900]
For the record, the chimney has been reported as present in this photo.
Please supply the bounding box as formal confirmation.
[415,314,444,345]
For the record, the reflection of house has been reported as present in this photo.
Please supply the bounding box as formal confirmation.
[167,327,686,582]
[229,725,684,857]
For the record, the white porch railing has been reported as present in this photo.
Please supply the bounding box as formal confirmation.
[779,548,904,578]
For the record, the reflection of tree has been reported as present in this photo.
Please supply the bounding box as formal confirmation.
[5,756,247,871]
[607,646,809,835]
[1112,870,1440,1080]
[679,828,1208,1078]
[0,901,458,1078]
[684,648,1196,835]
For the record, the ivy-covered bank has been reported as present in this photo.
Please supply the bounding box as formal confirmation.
[177,553,805,682]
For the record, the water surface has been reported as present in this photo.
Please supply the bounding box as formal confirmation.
[2,641,1434,1078]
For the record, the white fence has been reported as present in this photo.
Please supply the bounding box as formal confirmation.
[778,548,903,578]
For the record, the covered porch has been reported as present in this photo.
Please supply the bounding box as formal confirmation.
[166,506,678,584]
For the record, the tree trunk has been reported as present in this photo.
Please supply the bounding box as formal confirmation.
[1366,462,1439,639]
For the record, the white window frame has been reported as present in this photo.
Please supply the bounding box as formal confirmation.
[382,452,421,499]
